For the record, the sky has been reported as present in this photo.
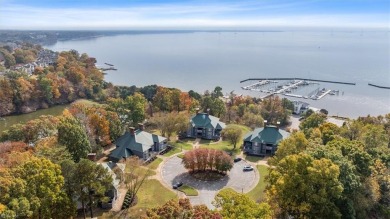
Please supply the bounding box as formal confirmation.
[0,0,389,30]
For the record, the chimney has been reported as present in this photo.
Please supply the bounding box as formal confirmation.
[206,108,210,115]
[87,153,96,161]
[138,123,144,131]
[129,127,135,135]
[276,121,280,129]
[264,120,268,126]
[195,107,200,114]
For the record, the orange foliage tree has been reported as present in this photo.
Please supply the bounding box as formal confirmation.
[182,148,233,173]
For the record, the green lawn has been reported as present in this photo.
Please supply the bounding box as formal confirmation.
[125,164,155,176]
[246,165,269,202]
[170,140,193,150]
[198,124,251,156]
[128,179,177,217]
[199,140,241,155]
[178,185,198,196]
[146,157,163,170]
[177,154,184,159]
[163,147,182,157]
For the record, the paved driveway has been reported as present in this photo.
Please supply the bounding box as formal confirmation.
[161,156,257,209]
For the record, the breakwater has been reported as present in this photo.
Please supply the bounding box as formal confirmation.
[240,78,356,85]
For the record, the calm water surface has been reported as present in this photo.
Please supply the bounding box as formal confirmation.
[0,104,69,133]
[47,31,390,118]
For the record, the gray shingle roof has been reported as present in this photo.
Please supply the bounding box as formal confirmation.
[243,126,290,145]
[109,130,166,160]
[190,113,226,129]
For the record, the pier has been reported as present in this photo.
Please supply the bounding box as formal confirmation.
[315,89,331,100]
[240,77,356,85]
[275,80,304,94]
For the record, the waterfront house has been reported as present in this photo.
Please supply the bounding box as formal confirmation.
[109,125,167,162]
[243,126,290,156]
[186,109,226,140]
[292,101,309,115]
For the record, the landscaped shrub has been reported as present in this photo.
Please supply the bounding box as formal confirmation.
[121,191,138,209]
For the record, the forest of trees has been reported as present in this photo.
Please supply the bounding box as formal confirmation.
[0,45,108,116]
[267,113,390,219]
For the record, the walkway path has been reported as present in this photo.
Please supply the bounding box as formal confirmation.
[192,138,200,149]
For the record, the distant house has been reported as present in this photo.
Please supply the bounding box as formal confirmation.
[292,101,309,115]
[185,109,226,140]
[109,125,167,162]
[243,126,290,156]
[98,161,125,209]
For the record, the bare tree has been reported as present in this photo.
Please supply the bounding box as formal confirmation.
[123,156,151,206]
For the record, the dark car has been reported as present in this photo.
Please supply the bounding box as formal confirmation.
[243,165,254,171]
[233,157,242,162]
[173,182,183,189]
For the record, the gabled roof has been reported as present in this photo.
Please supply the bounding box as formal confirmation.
[109,130,166,160]
[99,162,123,189]
[243,126,290,145]
[190,113,226,129]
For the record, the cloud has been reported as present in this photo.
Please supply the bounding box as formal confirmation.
[0,2,388,29]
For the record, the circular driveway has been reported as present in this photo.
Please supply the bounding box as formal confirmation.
[161,156,258,209]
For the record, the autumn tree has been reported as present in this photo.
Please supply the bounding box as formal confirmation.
[268,131,309,165]
[221,124,243,149]
[319,122,341,145]
[182,148,233,173]
[242,111,264,129]
[0,48,16,68]
[213,189,272,219]
[145,198,222,219]
[148,111,189,140]
[0,157,75,219]
[267,153,343,219]
[60,159,112,219]
[260,96,291,125]
[57,110,91,162]
[153,86,173,111]
[299,112,327,137]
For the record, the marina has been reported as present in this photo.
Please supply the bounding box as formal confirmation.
[241,78,352,100]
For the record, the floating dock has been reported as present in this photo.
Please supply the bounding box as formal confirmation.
[315,89,331,100]
[275,80,304,94]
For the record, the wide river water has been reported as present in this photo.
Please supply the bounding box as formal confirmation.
[47,30,390,118]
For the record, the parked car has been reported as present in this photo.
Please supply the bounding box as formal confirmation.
[173,182,183,189]
[233,157,242,162]
[243,165,254,171]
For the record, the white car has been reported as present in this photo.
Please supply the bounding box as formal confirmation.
[243,165,254,171]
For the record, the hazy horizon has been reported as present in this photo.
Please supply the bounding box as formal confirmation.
[1,0,388,30]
